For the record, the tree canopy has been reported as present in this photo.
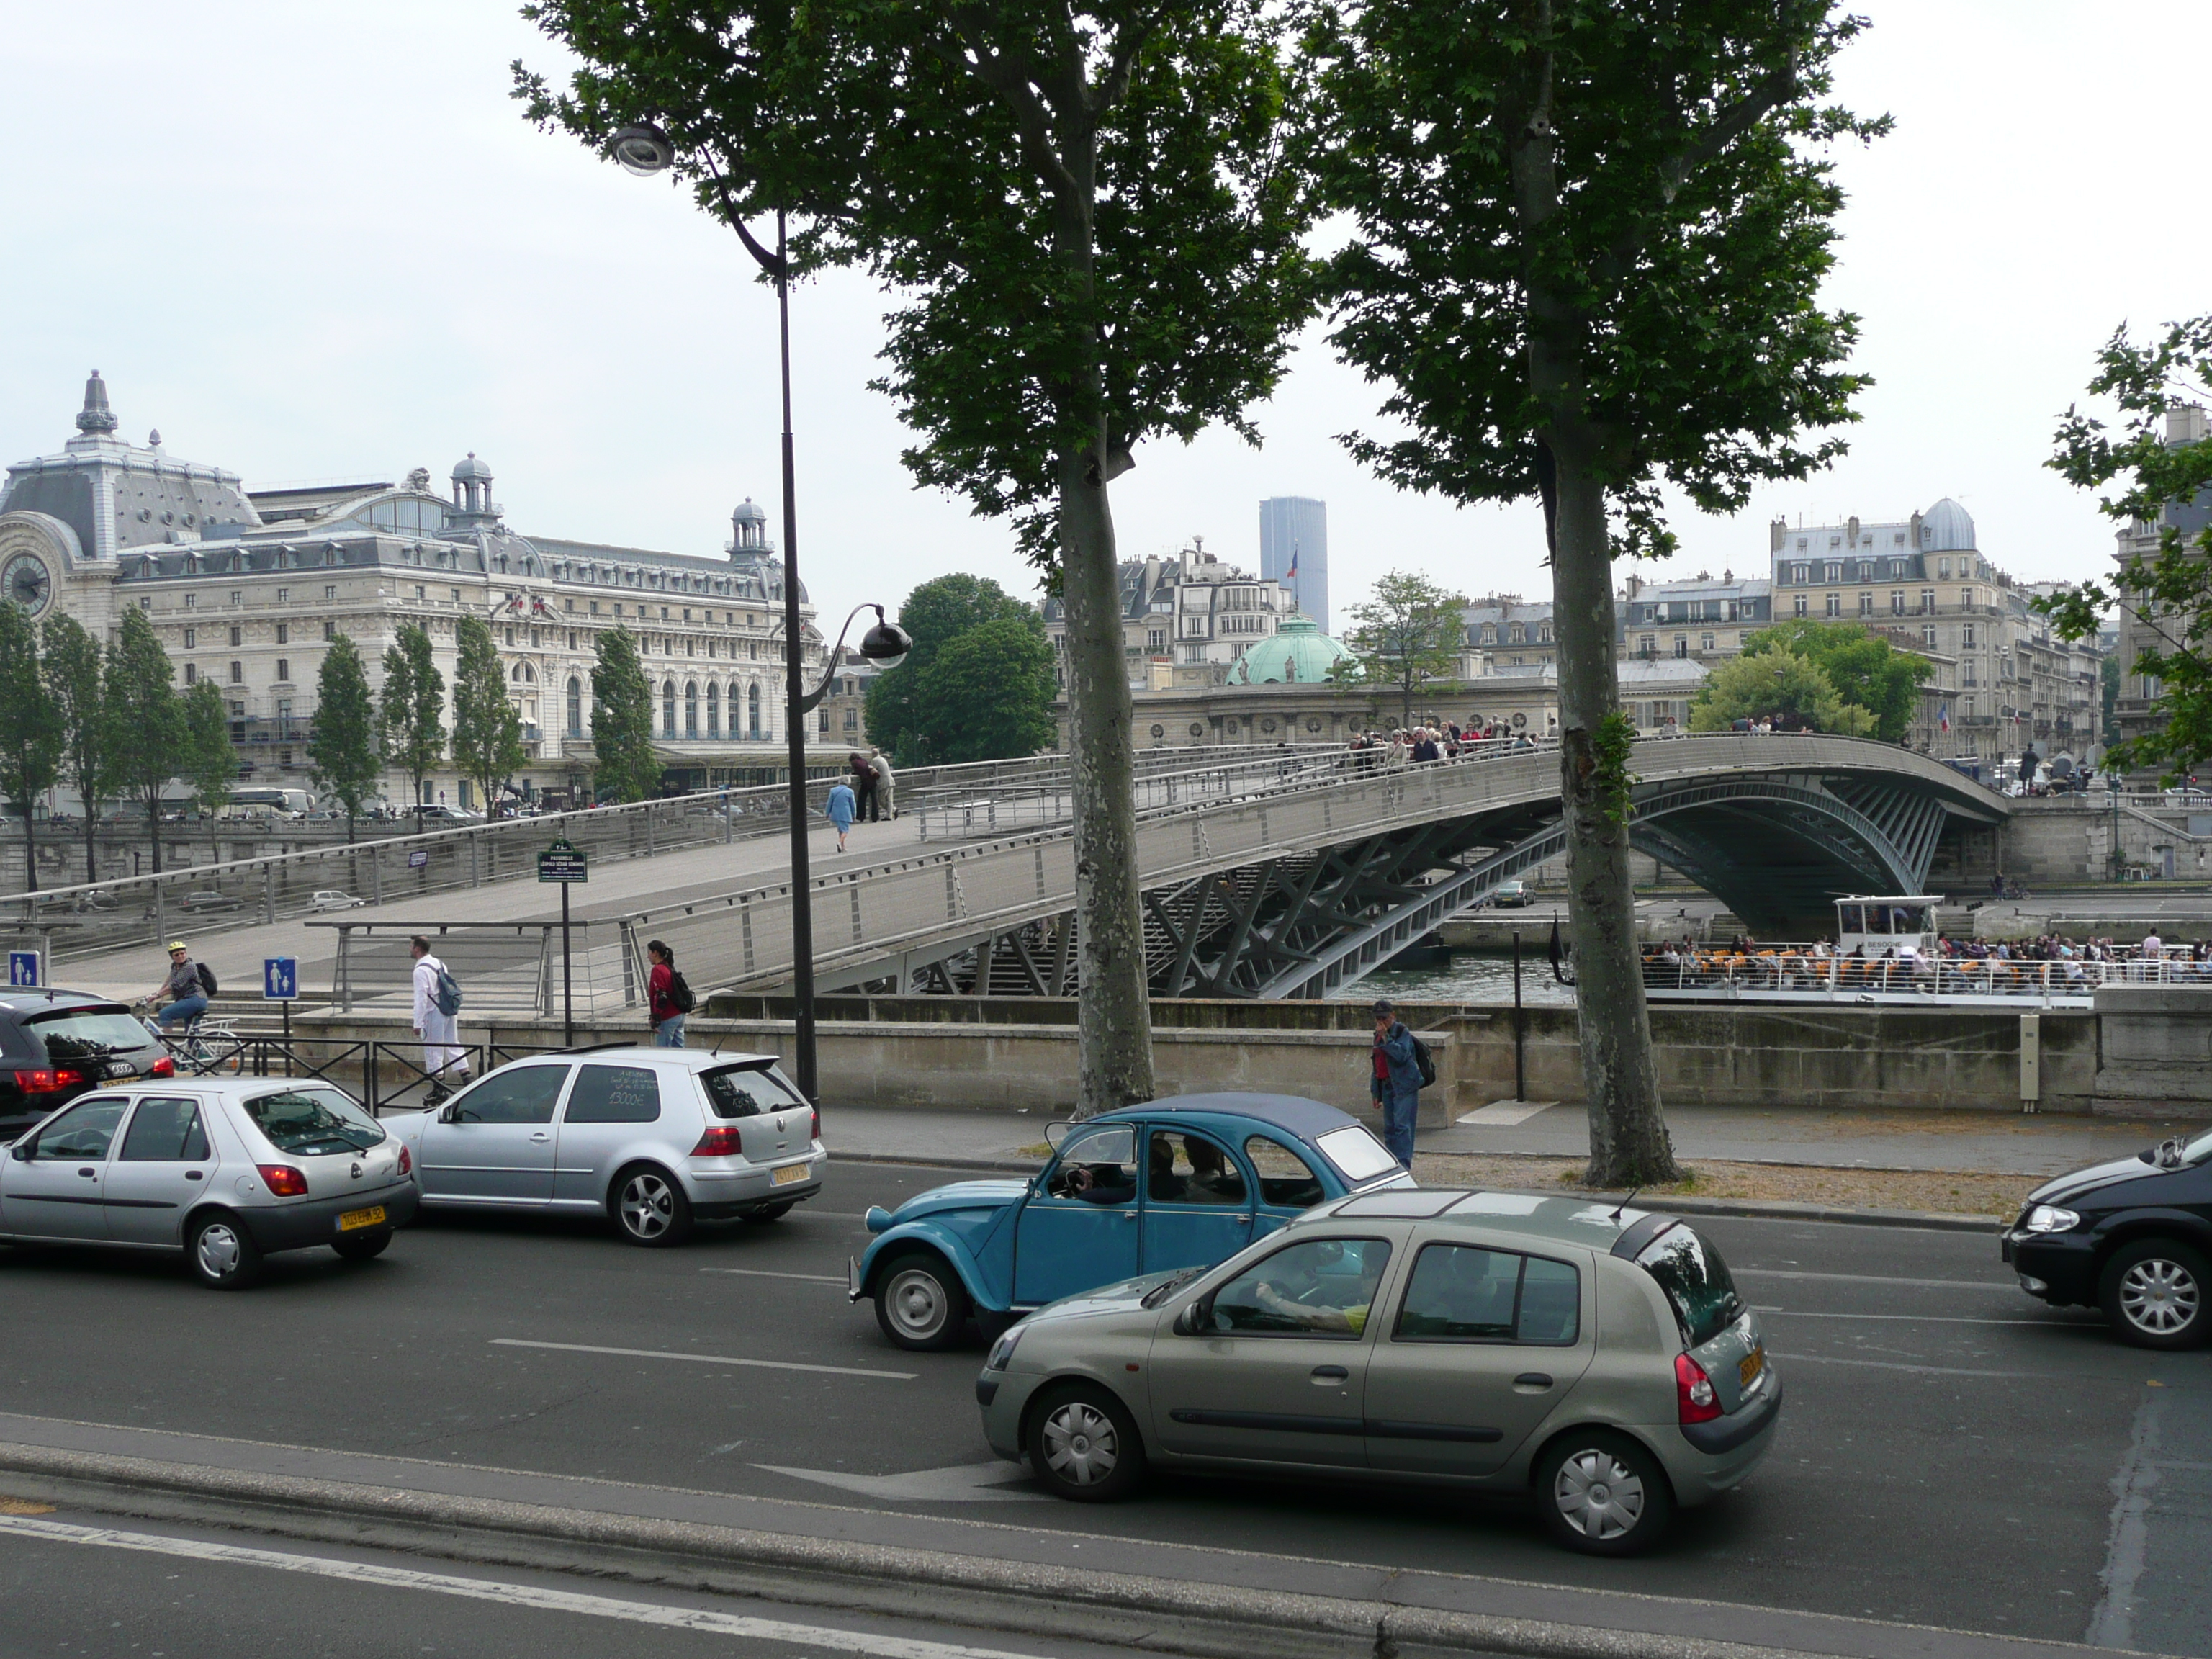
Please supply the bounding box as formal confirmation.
[866,575,1052,765]
[105,607,184,872]
[309,633,381,838]
[1308,0,1885,1187]
[0,604,60,891]
[1740,619,1928,742]
[2036,316,2212,781]
[179,681,236,815]
[1689,647,1873,736]
[451,615,527,814]
[42,613,108,884]
[589,627,662,804]
[906,615,1059,765]
[379,623,444,814]
[1344,570,1466,731]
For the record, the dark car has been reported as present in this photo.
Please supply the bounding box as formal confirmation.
[0,993,176,1146]
[2003,1127,2212,1349]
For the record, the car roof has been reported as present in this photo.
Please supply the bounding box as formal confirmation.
[1092,1092,1363,1146]
[1310,1187,1671,1251]
[490,1046,784,1071]
[0,991,130,1017]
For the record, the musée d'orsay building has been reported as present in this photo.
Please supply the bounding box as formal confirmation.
[0,372,823,807]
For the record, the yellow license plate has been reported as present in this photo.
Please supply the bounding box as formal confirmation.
[337,1206,387,1233]
[770,1163,809,1187]
[1739,1346,1766,1388]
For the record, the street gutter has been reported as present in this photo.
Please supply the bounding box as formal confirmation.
[0,1424,2130,1659]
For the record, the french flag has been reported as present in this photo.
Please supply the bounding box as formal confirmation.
[1939,704,1950,732]
[1285,547,1299,583]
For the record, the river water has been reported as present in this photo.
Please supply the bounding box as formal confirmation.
[1328,951,1578,1007]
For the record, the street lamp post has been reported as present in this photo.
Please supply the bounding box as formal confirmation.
[610,126,909,1100]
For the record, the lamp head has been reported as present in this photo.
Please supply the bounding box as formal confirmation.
[858,612,913,671]
[608,122,678,177]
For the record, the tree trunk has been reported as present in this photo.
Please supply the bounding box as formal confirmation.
[1547,444,1678,1186]
[146,794,163,876]
[21,815,37,893]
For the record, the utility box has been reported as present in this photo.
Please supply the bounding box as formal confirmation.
[2020,1012,2041,1112]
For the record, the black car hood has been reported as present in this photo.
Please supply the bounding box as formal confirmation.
[2026,1154,2168,1208]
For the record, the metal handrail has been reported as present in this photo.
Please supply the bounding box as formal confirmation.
[1641,944,2212,1001]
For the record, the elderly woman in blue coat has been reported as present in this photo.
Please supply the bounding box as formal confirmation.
[824,778,857,852]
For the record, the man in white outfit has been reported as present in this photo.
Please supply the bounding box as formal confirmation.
[410,934,469,1104]
[870,748,896,819]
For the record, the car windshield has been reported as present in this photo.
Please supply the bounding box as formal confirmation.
[244,1086,385,1155]
[701,1063,808,1120]
[27,1007,153,1059]
[1316,1125,1398,1182]
[1635,1223,1744,1348]
[2185,1126,2212,1165]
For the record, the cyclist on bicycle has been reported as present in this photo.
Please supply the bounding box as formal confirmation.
[148,940,211,1030]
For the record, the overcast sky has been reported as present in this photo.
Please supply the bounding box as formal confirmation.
[4,2,2206,638]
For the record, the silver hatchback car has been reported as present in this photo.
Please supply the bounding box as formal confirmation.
[975,1190,1781,1554]
[383,1048,824,1246]
[0,1077,417,1289]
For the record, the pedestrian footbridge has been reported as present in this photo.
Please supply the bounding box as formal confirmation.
[627,732,2006,1004]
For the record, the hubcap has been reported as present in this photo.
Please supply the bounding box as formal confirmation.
[195,1224,240,1280]
[1041,1401,1119,1486]
[621,1174,675,1238]
[1554,1449,1647,1541]
[2120,1259,2200,1335]
[884,1268,948,1340]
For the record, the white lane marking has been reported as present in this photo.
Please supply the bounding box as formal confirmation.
[1735,1269,2018,1291]
[1772,1352,2041,1380]
[0,1515,1033,1659]
[1755,1308,2096,1327]
[757,1462,1051,1504]
[2088,1388,2165,1649]
[490,1339,914,1381]
[701,1269,849,1285]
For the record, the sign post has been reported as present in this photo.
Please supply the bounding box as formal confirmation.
[537,838,588,1046]
[263,956,299,1076]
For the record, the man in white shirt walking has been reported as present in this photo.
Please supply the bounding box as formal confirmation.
[410,934,470,1105]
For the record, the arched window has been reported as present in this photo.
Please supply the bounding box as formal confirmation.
[706,683,721,738]
[662,680,677,737]
[684,680,699,738]
[566,675,583,739]
[747,683,763,739]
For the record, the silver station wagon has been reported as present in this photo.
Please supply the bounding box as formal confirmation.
[383,1048,824,1246]
[975,1189,1781,1554]
[0,1078,416,1289]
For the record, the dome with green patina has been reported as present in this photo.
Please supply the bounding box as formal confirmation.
[1225,612,1363,685]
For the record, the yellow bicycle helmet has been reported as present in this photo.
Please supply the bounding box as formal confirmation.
[166,940,188,953]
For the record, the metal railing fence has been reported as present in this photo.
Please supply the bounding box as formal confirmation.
[1642,945,2212,1002]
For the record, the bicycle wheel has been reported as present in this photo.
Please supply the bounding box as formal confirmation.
[194,1029,246,1076]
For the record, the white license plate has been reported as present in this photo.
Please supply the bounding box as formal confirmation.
[770,1163,809,1188]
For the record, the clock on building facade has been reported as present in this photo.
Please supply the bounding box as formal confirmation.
[1,552,51,617]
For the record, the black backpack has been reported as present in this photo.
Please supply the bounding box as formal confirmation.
[668,969,696,1014]
[196,963,219,997]
[1409,1033,1437,1088]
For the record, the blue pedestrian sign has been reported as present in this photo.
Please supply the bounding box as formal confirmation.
[263,956,299,1002]
[7,950,39,989]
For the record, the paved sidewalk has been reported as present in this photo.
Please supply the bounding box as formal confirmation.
[820,1099,2193,1178]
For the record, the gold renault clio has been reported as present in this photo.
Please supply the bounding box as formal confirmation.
[975,1189,1780,1554]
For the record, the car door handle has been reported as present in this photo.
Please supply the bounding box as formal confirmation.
[77,1167,96,1179]
[530,1133,551,1143]
[1310,1365,1349,1382]
[184,1171,203,1181]
[1514,1372,1555,1389]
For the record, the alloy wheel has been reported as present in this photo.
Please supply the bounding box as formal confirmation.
[194,1223,241,1281]
[1552,1447,1647,1542]
[883,1267,948,1343]
[1040,1401,1120,1487]
[2119,1257,2201,1336]
[621,1173,675,1240]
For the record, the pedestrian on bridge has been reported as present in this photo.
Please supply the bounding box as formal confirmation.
[848,752,880,822]
[825,778,857,853]
[871,748,896,819]
[1370,998,1421,1169]
[410,935,469,1105]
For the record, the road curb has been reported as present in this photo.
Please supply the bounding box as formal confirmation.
[0,1439,1836,1659]
[832,1151,2007,1232]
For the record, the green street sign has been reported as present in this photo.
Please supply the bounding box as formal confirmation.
[538,837,589,884]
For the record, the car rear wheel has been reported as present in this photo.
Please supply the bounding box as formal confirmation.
[612,1164,694,1248]
[331,1228,393,1263]
[1535,1430,1673,1556]
[873,1250,968,1350]
[2100,1239,2208,1349]
[188,1213,264,1290]
[1028,1384,1145,1503]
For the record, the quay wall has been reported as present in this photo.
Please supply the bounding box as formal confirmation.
[292,989,2212,1121]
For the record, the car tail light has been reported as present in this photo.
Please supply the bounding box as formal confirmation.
[693,1125,744,1158]
[150,1056,176,1078]
[13,1068,83,1094]
[257,1164,310,1197]
[811,1106,821,1141]
[397,1143,412,1177]
[1676,1353,1723,1424]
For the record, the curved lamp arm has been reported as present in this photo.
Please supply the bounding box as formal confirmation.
[795,603,909,714]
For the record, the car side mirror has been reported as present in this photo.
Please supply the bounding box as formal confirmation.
[438,1103,460,1124]
[8,1141,29,1161]
[1172,1298,1210,1336]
